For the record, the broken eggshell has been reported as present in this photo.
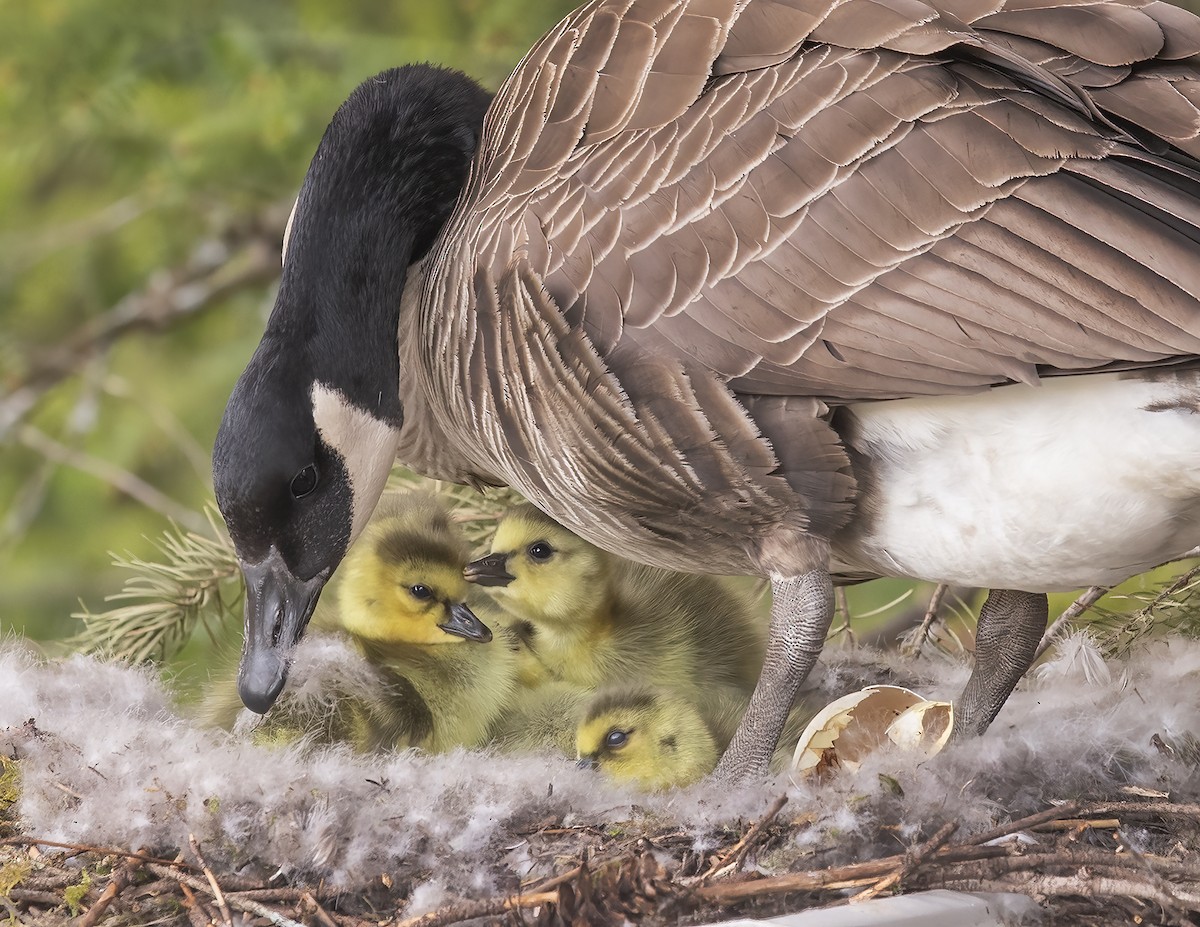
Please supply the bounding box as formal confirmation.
[791,685,952,778]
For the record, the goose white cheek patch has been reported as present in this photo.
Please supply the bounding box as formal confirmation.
[311,383,401,543]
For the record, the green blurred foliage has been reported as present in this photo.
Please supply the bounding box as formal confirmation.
[0,0,577,643]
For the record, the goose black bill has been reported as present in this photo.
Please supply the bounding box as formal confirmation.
[236,546,329,714]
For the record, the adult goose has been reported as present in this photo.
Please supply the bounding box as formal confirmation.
[214,0,1200,781]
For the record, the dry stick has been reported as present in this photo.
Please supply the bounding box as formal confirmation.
[699,795,789,882]
[6,888,65,906]
[1085,800,1200,818]
[964,801,1082,847]
[391,890,558,927]
[525,853,624,896]
[0,836,194,869]
[903,583,949,658]
[79,856,143,927]
[1116,829,1195,927]
[145,862,308,927]
[851,821,958,904]
[189,834,233,927]
[304,891,341,927]
[1033,585,1109,660]
[995,873,1200,909]
[1035,818,1121,832]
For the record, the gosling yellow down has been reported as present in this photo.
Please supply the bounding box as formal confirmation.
[576,685,813,790]
[465,505,765,694]
[328,490,518,752]
[204,491,517,753]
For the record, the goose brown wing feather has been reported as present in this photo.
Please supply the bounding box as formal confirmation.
[415,0,1200,569]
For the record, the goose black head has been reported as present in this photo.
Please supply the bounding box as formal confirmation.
[213,65,491,714]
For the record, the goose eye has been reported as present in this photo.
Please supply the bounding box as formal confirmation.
[527,541,554,561]
[409,584,433,600]
[290,464,319,499]
[605,729,629,749]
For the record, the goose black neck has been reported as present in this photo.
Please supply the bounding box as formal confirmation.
[268,65,492,423]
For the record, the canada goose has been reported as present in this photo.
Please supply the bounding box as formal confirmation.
[465,504,766,691]
[213,4,1200,781]
[576,685,813,789]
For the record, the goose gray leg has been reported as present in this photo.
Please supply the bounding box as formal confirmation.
[713,570,833,782]
[954,589,1048,737]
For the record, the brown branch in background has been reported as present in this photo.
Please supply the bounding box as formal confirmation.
[0,202,289,438]
[14,425,207,533]
[0,357,108,553]
[902,583,948,658]
[1034,585,1109,660]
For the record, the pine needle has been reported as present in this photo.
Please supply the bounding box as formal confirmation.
[69,506,242,664]
[1091,563,1200,660]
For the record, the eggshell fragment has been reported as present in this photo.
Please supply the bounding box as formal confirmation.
[791,685,925,777]
[886,699,954,754]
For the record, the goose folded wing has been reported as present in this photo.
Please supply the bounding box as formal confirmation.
[434,0,1200,404]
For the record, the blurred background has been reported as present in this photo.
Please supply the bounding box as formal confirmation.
[3,0,1196,694]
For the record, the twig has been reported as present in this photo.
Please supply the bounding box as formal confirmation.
[965,801,1082,846]
[6,888,65,905]
[1035,818,1120,832]
[0,835,194,868]
[146,862,308,927]
[698,795,788,882]
[79,855,143,927]
[851,821,958,903]
[304,891,341,927]
[190,834,233,927]
[903,583,949,658]
[1084,800,1200,818]
[995,873,1200,909]
[1034,586,1108,660]
[15,425,206,532]
[391,890,557,927]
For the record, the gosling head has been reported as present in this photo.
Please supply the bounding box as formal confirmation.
[575,687,719,791]
[336,492,492,648]
[212,66,491,712]
[464,505,612,626]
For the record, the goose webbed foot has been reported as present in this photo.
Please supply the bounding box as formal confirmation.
[953,589,1048,737]
[713,570,833,782]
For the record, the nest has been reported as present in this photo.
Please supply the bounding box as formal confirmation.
[5,793,1200,926]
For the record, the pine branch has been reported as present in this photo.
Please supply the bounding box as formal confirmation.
[1092,563,1200,659]
[70,507,242,664]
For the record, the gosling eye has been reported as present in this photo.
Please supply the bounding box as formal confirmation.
[408,584,433,600]
[527,541,555,561]
[290,464,319,499]
[604,729,630,749]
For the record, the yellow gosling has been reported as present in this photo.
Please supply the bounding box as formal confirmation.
[465,505,765,694]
